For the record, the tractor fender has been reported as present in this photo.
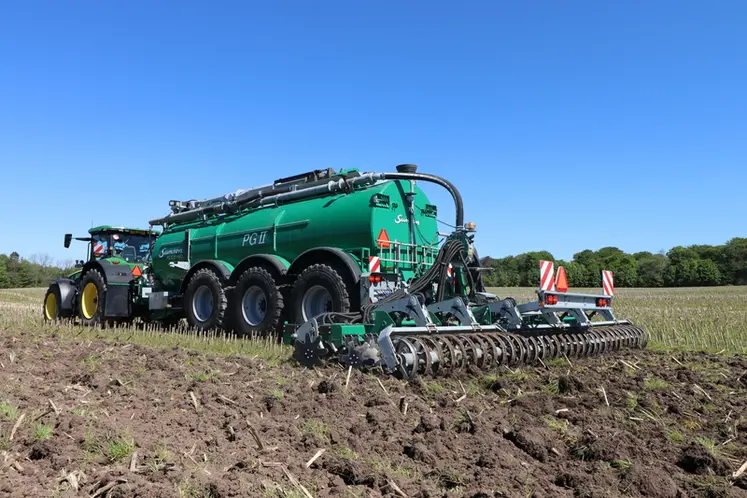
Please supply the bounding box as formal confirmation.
[180,260,235,294]
[50,278,78,314]
[288,247,362,284]
[229,254,290,285]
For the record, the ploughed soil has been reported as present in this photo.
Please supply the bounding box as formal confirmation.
[1,331,746,498]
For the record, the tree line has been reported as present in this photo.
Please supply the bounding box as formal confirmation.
[1,237,746,290]
[479,237,747,288]
[0,252,76,289]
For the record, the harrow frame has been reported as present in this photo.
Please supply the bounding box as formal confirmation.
[288,259,648,379]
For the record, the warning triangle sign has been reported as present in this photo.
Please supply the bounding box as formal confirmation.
[377,229,390,248]
[555,266,568,293]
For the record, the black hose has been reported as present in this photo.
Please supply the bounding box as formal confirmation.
[382,172,464,228]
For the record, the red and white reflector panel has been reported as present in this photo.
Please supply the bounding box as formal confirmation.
[369,256,381,273]
[93,243,104,255]
[539,260,555,291]
[602,270,615,296]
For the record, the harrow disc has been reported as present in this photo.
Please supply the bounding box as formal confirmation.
[292,334,329,368]
[384,324,648,379]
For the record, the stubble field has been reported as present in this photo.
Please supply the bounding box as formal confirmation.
[0,287,745,498]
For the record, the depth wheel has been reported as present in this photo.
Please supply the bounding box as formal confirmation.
[184,268,227,332]
[231,266,283,338]
[78,269,107,326]
[289,263,351,324]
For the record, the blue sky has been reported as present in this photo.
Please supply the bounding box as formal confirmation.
[1,1,745,265]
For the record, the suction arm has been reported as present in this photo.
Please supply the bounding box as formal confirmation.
[382,171,465,228]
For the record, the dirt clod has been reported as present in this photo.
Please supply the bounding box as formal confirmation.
[677,442,731,476]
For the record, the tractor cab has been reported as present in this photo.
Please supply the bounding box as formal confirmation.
[64,225,161,265]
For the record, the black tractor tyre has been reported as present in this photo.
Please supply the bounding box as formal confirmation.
[78,269,107,326]
[183,268,227,332]
[289,263,351,324]
[231,267,284,338]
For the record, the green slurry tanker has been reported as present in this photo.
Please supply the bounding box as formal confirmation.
[42,165,647,379]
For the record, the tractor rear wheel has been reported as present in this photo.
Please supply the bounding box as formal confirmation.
[78,269,107,326]
[231,267,283,338]
[289,263,350,324]
[183,268,227,332]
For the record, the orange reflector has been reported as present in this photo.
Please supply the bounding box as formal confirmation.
[368,275,382,284]
[377,229,390,248]
[132,265,142,277]
[546,294,558,305]
[596,298,608,307]
[555,266,568,293]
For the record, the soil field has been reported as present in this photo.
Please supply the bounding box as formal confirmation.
[1,330,746,498]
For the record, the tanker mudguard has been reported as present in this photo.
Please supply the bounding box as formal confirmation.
[289,247,362,283]
[230,254,289,284]
[50,278,77,314]
[180,260,235,293]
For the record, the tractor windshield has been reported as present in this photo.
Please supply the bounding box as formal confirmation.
[111,233,154,263]
[91,232,153,263]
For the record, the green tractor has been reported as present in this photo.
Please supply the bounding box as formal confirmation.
[42,225,161,326]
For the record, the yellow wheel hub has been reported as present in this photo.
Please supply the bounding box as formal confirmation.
[81,282,99,319]
[44,292,57,320]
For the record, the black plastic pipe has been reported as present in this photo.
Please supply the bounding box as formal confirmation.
[382,172,465,228]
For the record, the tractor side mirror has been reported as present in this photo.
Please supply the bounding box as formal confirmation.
[64,234,72,248]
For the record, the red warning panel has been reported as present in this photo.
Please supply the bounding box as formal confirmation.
[377,229,390,248]
[555,266,568,293]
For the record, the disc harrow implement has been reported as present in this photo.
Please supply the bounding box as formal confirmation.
[288,249,649,380]
[383,325,648,379]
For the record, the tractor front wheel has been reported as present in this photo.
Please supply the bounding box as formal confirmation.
[43,285,63,322]
[289,263,351,324]
[78,269,107,326]
[183,268,227,332]
[231,267,284,338]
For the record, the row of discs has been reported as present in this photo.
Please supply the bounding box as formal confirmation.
[390,325,649,378]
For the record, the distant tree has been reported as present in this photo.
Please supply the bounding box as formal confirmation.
[695,259,721,286]
[722,238,747,285]
[667,246,698,266]
[0,260,9,289]
[559,260,585,288]
[572,249,602,287]
[514,251,554,287]
[636,253,669,287]
[14,261,34,288]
